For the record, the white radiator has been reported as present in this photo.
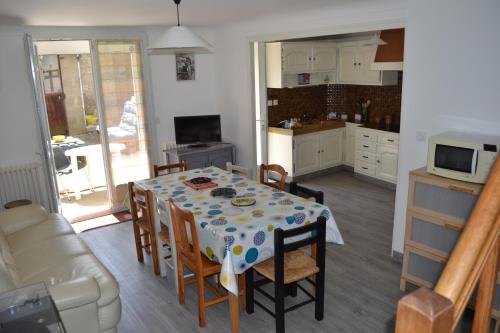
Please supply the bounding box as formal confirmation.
[0,162,47,210]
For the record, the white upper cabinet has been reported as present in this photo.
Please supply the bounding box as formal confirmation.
[311,45,337,72]
[282,44,312,73]
[266,42,337,88]
[338,45,398,86]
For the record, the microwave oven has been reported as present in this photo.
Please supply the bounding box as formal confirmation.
[427,131,499,184]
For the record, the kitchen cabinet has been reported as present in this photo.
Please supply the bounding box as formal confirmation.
[354,127,399,183]
[266,42,337,88]
[343,123,362,167]
[268,127,345,178]
[337,45,398,86]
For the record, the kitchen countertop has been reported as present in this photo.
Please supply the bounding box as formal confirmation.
[268,120,400,136]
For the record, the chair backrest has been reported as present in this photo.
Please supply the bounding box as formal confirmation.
[289,181,324,204]
[52,145,71,171]
[226,162,252,178]
[260,164,288,191]
[168,198,202,268]
[128,182,153,224]
[274,216,327,284]
[153,160,189,177]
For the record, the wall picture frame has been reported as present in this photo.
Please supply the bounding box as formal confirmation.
[176,53,195,81]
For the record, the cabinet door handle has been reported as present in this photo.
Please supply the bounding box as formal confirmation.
[362,167,368,170]
[387,139,395,142]
[362,155,368,159]
[321,149,324,153]
[353,62,357,66]
[317,150,321,154]
[363,145,369,148]
[377,160,380,163]
[448,185,474,195]
[363,135,369,138]
[358,62,361,66]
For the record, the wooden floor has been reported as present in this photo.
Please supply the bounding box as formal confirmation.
[80,171,480,332]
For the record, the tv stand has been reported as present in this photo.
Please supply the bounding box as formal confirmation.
[165,143,235,170]
[188,143,210,148]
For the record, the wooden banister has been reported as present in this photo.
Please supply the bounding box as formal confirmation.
[396,156,500,333]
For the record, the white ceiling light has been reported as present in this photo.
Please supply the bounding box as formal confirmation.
[149,0,213,54]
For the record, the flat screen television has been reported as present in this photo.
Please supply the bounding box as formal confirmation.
[174,115,221,146]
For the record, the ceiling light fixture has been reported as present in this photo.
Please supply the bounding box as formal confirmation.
[148,0,213,54]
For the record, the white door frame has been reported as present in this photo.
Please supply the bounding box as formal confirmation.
[251,41,268,172]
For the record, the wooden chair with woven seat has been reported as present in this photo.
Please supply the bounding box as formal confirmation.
[245,216,327,333]
[260,163,288,191]
[289,181,324,204]
[153,160,189,264]
[168,198,230,327]
[128,182,160,275]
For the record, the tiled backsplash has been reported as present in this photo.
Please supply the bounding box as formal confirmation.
[267,72,403,127]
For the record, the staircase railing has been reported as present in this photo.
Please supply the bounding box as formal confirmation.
[395,156,500,333]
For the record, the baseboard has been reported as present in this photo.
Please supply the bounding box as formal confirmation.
[392,250,403,264]
[292,165,344,182]
[353,172,397,190]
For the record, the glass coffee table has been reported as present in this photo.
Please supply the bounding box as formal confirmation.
[0,283,66,333]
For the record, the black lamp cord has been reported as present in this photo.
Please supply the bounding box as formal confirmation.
[174,0,181,26]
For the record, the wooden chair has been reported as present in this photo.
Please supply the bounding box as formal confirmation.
[289,181,324,204]
[128,182,160,275]
[226,162,252,178]
[259,164,288,191]
[168,198,230,327]
[245,217,327,333]
[153,160,188,264]
[153,160,188,177]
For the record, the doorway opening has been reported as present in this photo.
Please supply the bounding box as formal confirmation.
[34,39,151,223]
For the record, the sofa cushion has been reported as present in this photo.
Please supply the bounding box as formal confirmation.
[7,214,74,255]
[0,204,49,236]
[23,254,119,308]
[13,235,91,281]
[0,258,17,293]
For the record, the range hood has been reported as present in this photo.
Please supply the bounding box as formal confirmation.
[371,28,404,71]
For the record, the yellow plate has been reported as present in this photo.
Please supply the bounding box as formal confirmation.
[231,197,256,207]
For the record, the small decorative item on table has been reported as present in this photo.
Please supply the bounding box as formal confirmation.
[183,177,217,190]
[231,196,256,207]
[210,187,236,198]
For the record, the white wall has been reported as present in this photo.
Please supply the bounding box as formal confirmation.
[214,0,408,168]
[392,0,500,253]
[146,26,217,159]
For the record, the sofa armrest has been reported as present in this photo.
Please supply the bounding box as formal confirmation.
[48,276,100,311]
[0,204,49,236]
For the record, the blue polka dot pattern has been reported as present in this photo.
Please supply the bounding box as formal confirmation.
[172,190,185,196]
[208,210,222,216]
[293,212,306,224]
[245,248,259,263]
[183,203,193,207]
[253,231,265,246]
[200,222,208,228]
[225,227,237,232]
[210,217,228,226]
[294,206,305,210]
[320,209,330,220]
[209,204,222,209]
[272,192,285,198]
[224,235,235,247]
[286,216,295,224]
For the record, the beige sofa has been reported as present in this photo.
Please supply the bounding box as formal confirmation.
[0,204,121,333]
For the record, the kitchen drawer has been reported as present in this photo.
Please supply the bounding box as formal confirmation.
[406,213,462,255]
[355,160,376,176]
[355,150,377,164]
[356,129,377,143]
[378,134,399,146]
[356,140,377,153]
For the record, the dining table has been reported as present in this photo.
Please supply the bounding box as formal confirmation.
[135,166,344,333]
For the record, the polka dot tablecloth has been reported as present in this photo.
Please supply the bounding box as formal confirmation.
[135,167,343,295]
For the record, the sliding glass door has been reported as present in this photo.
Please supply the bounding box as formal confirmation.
[93,40,151,208]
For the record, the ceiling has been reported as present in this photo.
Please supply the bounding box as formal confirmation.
[0,0,371,26]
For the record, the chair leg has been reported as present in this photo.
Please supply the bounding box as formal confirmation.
[132,223,144,263]
[177,259,185,305]
[150,230,160,275]
[197,274,207,327]
[275,280,285,333]
[245,269,254,314]
[315,270,325,321]
[288,282,298,297]
[240,273,247,311]
[143,231,151,254]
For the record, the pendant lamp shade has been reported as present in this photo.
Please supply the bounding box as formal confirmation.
[148,25,213,54]
[148,0,213,54]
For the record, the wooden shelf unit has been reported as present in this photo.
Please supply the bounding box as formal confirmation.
[400,167,500,320]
